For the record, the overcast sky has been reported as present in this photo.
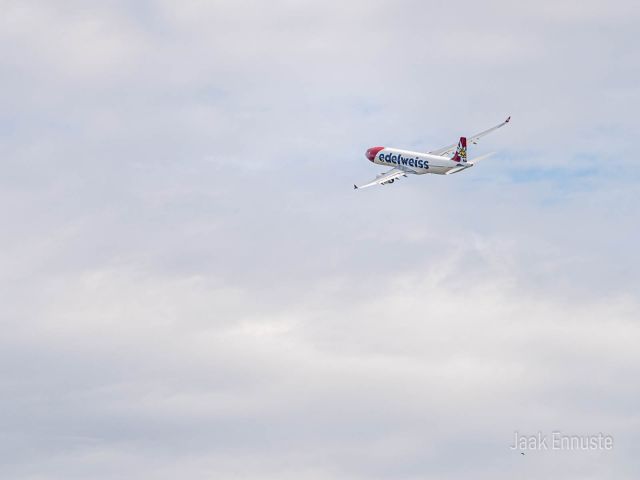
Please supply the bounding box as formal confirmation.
[1,0,639,479]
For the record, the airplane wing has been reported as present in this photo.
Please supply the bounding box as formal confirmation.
[428,116,511,157]
[354,167,409,189]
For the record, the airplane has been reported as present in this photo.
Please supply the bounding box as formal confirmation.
[354,116,511,189]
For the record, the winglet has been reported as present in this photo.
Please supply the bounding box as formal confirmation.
[505,116,511,123]
[353,184,358,190]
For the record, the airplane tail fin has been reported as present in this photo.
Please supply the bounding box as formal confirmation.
[451,137,467,164]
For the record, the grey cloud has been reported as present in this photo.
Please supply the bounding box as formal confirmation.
[1,0,639,479]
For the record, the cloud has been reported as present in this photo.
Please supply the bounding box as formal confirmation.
[1,0,639,479]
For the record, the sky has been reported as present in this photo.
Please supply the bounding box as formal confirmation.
[1,0,639,478]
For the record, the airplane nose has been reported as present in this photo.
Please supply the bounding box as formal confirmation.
[366,146,384,162]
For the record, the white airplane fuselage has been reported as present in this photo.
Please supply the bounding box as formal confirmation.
[366,146,469,176]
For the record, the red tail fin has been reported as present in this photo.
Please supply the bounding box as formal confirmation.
[451,137,467,164]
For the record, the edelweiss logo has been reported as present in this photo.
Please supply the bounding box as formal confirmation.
[378,152,429,169]
[453,137,468,164]
[459,146,467,162]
